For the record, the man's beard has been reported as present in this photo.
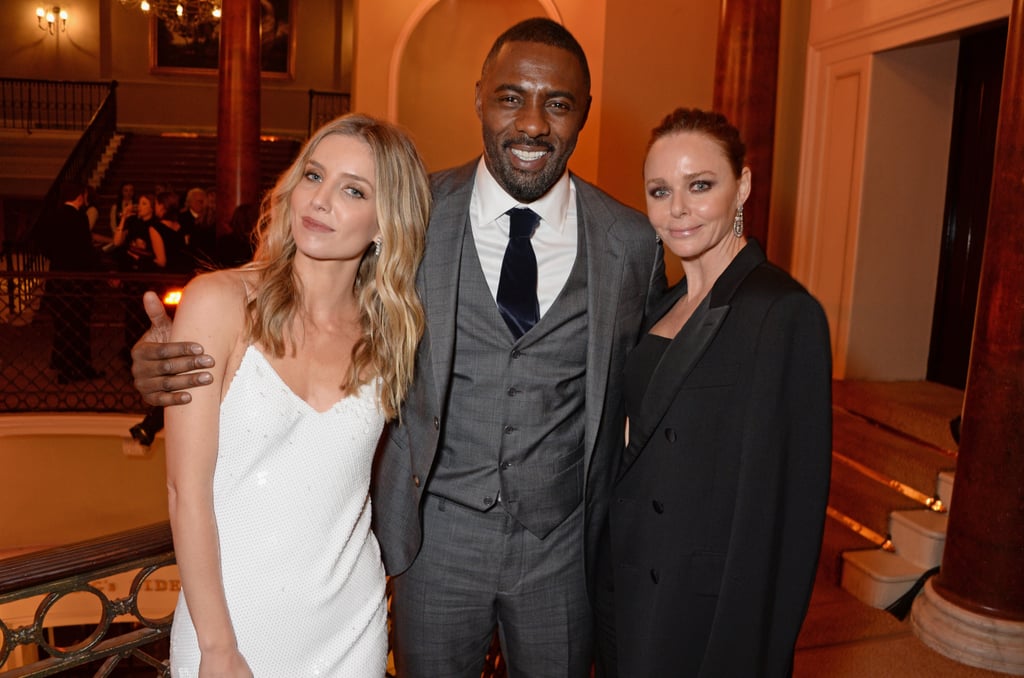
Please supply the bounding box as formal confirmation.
[484,136,569,203]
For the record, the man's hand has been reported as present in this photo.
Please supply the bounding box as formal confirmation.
[131,291,215,406]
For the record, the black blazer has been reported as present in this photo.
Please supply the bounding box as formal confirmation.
[604,240,832,677]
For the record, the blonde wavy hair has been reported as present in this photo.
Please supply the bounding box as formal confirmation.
[244,113,430,421]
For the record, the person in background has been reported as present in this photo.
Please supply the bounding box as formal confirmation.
[83,186,103,245]
[38,180,103,384]
[163,113,429,676]
[594,108,832,677]
[109,181,136,242]
[180,186,215,265]
[150,191,194,274]
[113,193,159,361]
[113,193,157,272]
[127,17,666,677]
[217,202,259,268]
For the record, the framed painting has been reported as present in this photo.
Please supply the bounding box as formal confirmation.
[150,0,293,78]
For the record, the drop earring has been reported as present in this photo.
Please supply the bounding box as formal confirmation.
[733,205,744,238]
[374,239,382,256]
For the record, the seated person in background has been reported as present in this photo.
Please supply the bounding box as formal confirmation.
[151,191,194,274]
[113,193,158,272]
[106,181,136,250]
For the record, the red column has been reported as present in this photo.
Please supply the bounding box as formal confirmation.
[912,1,1024,672]
[712,0,780,247]
[933,0,1024,620]
[215,0,261,240]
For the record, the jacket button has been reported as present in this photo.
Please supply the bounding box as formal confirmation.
[500,461,512,470]
[650,569,660,584]
[433,417,440,430]
[503,425,514,434]
[413,475,420,487]
[652,500,664,514]
[664,428,677,443]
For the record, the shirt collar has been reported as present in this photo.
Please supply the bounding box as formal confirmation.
[474,157,572,234]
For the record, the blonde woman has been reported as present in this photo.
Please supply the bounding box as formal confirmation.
[165,114,429,677]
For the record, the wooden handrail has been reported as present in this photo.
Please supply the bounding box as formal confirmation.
[0,522,172,597]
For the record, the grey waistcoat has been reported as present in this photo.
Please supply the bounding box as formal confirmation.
[429,215,590,539]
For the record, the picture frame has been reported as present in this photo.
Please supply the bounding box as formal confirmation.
[150,0,293,78]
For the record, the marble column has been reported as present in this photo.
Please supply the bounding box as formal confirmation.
[912,1,1024,673]
[712,0,780,247]
[215,0,261,239]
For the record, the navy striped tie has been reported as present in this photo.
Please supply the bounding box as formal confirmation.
[496,207,540,339]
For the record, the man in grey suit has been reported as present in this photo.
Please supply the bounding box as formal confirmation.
[131,18,665,677]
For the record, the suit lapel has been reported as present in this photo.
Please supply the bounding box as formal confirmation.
[579,180,626,466]
[422,164,476,407]
[620,240,767,475]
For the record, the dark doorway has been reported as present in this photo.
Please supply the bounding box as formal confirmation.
[927,21,1008,389]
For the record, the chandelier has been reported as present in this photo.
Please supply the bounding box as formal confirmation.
[119,0,221,42]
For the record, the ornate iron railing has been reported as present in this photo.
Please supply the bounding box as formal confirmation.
[0,79,113,132]
[0,523,175,676]
[0,266,189,413]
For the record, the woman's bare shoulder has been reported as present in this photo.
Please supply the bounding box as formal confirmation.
[180,269,254,307]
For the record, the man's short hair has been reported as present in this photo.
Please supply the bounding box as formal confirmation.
[482,17,591,92]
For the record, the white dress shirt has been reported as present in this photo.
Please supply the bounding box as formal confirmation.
[469,158,579,318]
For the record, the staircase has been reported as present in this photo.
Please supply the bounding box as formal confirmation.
[95,132,301,208]
[825,380,962,609]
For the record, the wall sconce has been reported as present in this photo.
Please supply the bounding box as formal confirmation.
[36,6,68,35]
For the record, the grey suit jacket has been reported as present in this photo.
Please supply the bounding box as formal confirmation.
[372,160,666,589]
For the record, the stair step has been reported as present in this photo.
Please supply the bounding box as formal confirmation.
[97,133,301,200]
[841,548,928,609]
[889,509,947,569]
[937,471,955,509]
[833,380,962,452]
[833,408,955,505]
[827,461,923,538]
[818,515,879,585]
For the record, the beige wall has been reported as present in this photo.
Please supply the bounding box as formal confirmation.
[845,41,957,380]
[0,415,168,551]
[596,0,717,213]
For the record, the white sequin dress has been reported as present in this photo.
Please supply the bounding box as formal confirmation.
[170,345,388,677]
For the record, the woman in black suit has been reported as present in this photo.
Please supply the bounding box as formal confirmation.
[595,108,832,677]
